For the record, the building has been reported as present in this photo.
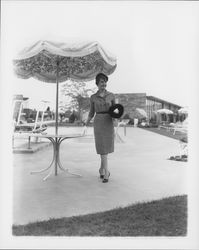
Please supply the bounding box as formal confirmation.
[115,93,182,123]
[146,96,181,122]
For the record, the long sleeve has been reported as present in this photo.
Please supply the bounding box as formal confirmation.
[88,97,95,119]
[111,94,116,106]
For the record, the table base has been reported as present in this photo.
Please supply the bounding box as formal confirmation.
[30,136,82,181]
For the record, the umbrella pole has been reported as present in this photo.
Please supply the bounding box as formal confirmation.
[55,60,59,176]
[56,81,59,136]
[55,60,59,136]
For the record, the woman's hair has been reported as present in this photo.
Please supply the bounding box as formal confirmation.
[95,73,108,85]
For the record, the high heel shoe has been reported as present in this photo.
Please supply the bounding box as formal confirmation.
[99,169,104,179]
[102,172,110,183]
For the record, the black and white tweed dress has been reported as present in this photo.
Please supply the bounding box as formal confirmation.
[88,90,115,155]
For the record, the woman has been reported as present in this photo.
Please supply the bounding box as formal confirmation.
[85,73,116,183]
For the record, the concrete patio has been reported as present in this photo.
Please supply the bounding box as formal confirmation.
[13,126,187,225]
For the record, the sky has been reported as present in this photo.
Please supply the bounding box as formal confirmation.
[1,1,199,110]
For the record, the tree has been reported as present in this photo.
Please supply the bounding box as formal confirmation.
[60,80,96,121]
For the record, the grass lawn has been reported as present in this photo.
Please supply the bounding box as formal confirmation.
[140,127,187,141]
[13,195,187,236]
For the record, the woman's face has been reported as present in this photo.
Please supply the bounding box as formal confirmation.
[97,78,107,91]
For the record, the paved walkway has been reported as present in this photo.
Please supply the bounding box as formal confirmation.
[13,127,187,225]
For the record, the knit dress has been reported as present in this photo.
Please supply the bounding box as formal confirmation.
[88,90,115,155]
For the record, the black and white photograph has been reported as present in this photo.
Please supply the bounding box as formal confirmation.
[0,0,199,249]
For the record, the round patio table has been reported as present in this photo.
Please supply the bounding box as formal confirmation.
[29,133,84,181]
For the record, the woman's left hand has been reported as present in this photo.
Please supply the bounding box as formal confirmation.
[113,119,119,127]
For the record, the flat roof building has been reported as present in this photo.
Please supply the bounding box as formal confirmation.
[115,93,182,121]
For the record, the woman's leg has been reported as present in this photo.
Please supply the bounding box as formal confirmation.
[100,154,109,178]
[99,157,105,175]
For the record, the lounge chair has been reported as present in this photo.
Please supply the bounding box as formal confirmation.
[172,119,188,135]
[158,122,173,131]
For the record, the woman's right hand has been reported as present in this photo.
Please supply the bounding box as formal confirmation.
[85,118,90,127]
[84,121,88,127]
[82,125,88,135]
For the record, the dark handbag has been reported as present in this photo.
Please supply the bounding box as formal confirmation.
[109,104,124,118]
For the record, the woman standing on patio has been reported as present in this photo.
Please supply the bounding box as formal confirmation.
[85,73,116,183]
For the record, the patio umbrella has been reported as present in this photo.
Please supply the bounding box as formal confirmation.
[157,108,173,123]
[178,107,188,115]
[156,108,173,115]
[13,40,117,135]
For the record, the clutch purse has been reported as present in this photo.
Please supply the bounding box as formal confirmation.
[108,104,124,118]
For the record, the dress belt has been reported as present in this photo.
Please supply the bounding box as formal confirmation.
[96,111,109,114]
